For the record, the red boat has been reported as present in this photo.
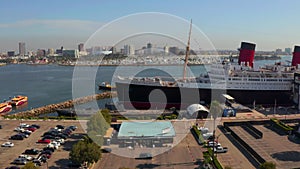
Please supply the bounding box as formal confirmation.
[0,102,12,114]
[10,95,28,106]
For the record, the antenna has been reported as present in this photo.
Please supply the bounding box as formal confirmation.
[183,19,192,79]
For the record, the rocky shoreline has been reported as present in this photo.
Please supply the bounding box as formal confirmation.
[7,91,116,118]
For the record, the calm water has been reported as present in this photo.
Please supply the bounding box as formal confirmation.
[0,56,291,114]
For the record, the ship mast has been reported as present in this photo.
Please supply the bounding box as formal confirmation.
[183,19,192,80]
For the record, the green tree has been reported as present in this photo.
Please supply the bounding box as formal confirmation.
[69,138,102,167]
[101,109,112,125]
[22,162,39,169]
[87,110,110,133]
[260,162,276,169]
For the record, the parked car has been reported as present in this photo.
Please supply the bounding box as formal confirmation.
[57,133,68,139]
[67,125,77,131]
[47,142,59,149]
[10,135,24,140]
[55,138,65,145]
[1,142,14,147]
[30,124,40,129]
[14,127,24,132]
[43,135,56,140]
[37,139,51,144]
[21,130,32,135]
[43,147,55,152]
[32,159,42,166]
[40,151,52,159]
[207,141,221,147]
[18,133,29,138]
[56,125,65,129]
[12,158,27,165]
[38,154,48,162]
[19,123,30,128]
[102,148,112,153]
[213,146,228,153]
[136,153,152,159]
[23,149,40,155]
[19,155,33,161]
[26,127,37,132]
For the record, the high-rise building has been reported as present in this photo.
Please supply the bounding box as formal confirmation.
[285,48,292,55]
[78,43,84,52]
[37,49,46,57]
[19,42,26,56]
[124,45,135,56]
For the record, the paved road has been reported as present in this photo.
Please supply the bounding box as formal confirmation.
[95,133,203,169]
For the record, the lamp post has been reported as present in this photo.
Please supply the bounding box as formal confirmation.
[210,101,221,162]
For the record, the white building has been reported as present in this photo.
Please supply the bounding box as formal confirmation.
[124,45,135,56]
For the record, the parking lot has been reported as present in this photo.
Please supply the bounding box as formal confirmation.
[0,119,86,169]
[229,124,300,169]
[95,132,204,169]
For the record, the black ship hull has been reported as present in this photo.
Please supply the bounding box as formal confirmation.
[115,82,293,110]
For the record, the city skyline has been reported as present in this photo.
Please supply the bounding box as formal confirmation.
[1,0,300,52]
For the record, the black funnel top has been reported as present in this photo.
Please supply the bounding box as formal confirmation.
[294,46,300,53]
[241,42,256,51]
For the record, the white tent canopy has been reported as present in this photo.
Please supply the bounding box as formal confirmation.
[187,104,209,116]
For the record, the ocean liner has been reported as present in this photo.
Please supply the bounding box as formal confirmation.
[115,28,299,109]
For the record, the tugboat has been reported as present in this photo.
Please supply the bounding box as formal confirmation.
[10,95,28,106]
[98,82,116,91]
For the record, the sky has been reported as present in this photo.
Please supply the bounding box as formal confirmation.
[1,0,300,52]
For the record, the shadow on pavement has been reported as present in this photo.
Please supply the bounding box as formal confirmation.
[135,160,202,169]
[50,158,69,169]
[271,151,300,162]
[264,124,286,136]
[288,135,300,144]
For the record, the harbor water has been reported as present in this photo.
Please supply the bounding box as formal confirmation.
[0,56,291,115]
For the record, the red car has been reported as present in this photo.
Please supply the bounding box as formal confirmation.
[37,139,51,144]
[27,127,37,132]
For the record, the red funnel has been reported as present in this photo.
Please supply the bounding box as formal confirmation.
[292,46,300,67]
[238,42,256,67]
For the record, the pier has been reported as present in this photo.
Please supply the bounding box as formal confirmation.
[6,91,116,118]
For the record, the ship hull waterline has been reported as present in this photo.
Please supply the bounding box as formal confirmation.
[115,82,293,110]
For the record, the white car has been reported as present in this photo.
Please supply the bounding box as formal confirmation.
[14,127,24,132]
[19,154,34,161]
[47,142,60,149]
[19,123,30,128]
[207,141,221,147]
[1,142,14,147]
[55,138,65,145]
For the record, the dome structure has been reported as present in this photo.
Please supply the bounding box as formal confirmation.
[187,104,209,118]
